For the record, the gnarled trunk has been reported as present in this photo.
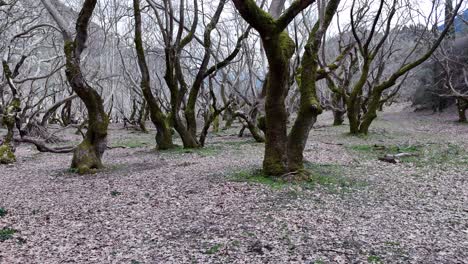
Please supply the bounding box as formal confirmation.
[133,0,173,149]
[262,32,295,175]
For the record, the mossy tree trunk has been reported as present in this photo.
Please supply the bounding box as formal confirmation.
[332,94,345,126]
[232,0,317,175]
[41,0,108,173]
[0,62,21,164]
[159,0,201,149]
[261,32,295,175]
[287,0,340,172]
[133,0,173,149]
[164,51,200,148]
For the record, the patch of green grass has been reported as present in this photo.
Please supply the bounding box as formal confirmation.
[348,144,422,162]
[160,145,221,157]
[421,143,468,166]
[384,241,401,246]
[0,207,7,218]
[350,144,420,154]
[111,139,150,148]
[110,190,122,197]
[204,243,223,254]
[67,168,80,174]
[231,240,241,247]
[229,163,365,192]
[349,143,468,167]
[230,169,286,189]
[0,228,17,242]
[367,254,383,263]
[304,163,367,192]
[213,139,262,149]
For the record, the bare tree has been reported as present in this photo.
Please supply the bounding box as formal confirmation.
[41,0,109,173]
[342,0,464,134]
[232,0,344,176]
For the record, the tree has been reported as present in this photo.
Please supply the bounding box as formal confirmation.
[232,0,342,176]
[41,0,109,173]
[133,0,174,149]
[0,62,21,164]
[342,0,464,134]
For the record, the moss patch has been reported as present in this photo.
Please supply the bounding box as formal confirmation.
[0,207,7,217]
[159,145,221,157]
[0,144,16,164]
[229,163,365,192]
[204,243,223,255]
[0,228,17,242]
[111,139,150,148]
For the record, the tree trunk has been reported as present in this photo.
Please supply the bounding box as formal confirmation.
[137,100,148,133]
[65,3,108,173]
[1,62,20,164]
[262,32,295,175]
[0,98,20,164]
[134,0,173,149]
[457,98,467,122]
[165,48,200,149]
[287,0,340,172]
[332,94,345,126]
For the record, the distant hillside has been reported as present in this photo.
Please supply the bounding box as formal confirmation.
[439,9,468,36]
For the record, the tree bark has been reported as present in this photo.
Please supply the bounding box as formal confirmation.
[457,98,467,122]
[133,0,173,149]
[41,0,109,173]
[0,62,21,164]
[287,0,340,172]
[232,0,317,175]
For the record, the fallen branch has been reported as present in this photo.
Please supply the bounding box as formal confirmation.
[14,137,75,153]
[378,153,419,164]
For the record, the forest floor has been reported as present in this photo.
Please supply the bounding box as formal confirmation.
[0,104,467,264]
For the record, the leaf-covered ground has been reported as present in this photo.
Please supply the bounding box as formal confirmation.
[1,105,467,263]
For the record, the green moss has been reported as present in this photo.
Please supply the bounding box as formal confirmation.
[213,139,261,149]
[111,139,149,148]
[0,144,16,164]
[0,207,7,217]
[229,164,365,192]
[71,139,103,174]
[160,145,221,157]
[244,0,276,30]
[64,41,75,55]
[231,169,286,189]
[367,254,383,263]
[279,31,296,58]
[110,190,122,197]
[0,228,17,242]
[212,114,220,133]
[204,243,223,255]
[263,154,288,176]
